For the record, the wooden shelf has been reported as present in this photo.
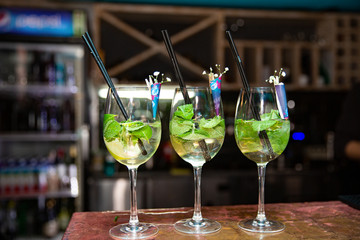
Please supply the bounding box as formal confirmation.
[91,3,360,91]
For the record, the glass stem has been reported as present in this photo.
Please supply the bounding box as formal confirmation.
[128,167,139,227]
[255,164,268,226]
[192,167,203,222]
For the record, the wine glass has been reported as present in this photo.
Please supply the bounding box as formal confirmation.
[103,86,161,239]
[169,87,225,234]
[234,87,290,233]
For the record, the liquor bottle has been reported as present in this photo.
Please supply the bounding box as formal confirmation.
[37,198,46,235]
[65,60,76,87]
[55,55,65,86]
[57,199,70,231]
[37,101,48,132]
[42,199,59,238]
[43,53,56,86]
[6,201,17,239]
[29,51,41,83]
[28,98,37,131]
[56,148,70,190]
[47,151,59,192]
[48,99,60,133]
[61,100,73,132]
[15,46,28,86]
[38,157,49,193]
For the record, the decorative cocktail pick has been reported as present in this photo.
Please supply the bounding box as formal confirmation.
[145,71,171,119]
[266,68,289,119]
[202,64,229,116]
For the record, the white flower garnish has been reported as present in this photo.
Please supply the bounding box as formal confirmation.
[266,68,286,85]
[145,71,172,90]
[202,64,229,78]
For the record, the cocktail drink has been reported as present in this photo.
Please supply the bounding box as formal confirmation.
[235,87,290,233]
[104,87,161,239]
[235,110,290,164]
[170,104,224,167]
[104,115,161,168]
[170,87,225,234]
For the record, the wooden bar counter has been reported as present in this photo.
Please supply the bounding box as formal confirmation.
[63,201,359,239]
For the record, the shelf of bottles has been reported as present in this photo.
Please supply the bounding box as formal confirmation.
[0,42,82,134]
[0,41,84,238]
[0,42,84,201]
[0,145,79,198]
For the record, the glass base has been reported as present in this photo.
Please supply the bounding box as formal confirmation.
[238,219,285,233]
[109,223,158,239]
[174,218,221,234]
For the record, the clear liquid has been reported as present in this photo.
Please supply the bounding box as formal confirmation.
[104,122,161,168]
[170,135,224,167]
[242,149,279,165]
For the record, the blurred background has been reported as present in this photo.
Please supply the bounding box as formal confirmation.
[0,0,360,239]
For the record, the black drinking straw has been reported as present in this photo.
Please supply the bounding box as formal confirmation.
[82,32,147,155]
[161,30,191,104]
[225,31,274,156]
[161,30,211,161]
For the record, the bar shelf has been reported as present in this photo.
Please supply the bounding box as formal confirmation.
[0,190,78,200]
[0,133,79,142]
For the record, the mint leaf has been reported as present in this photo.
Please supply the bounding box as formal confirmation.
[170,116,193,136]
[104,114,117,126]
[251,120,277,132]
[199,115,224,128]
[123,120,153,143]
[267,120,290,154]
[178,128,210,141]
[123,121,146,131]
[205,125,225,139]
[104,114,122,141]
[131,125,152,142]
[174,104,194,120]
[199,116,225,139]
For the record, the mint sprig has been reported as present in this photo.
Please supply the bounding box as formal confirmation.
[104,114,122,141]
[170,117,193,136]
[170,104,225,141]
[174,104,194,120]
[103,114,152,143]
